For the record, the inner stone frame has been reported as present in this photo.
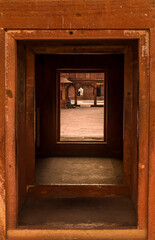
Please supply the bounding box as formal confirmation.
[35,54,123,158]
[56,69,107,143]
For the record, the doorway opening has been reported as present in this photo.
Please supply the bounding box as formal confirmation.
[15,39,139,229]
[58,70,105,142]
[34,54,123,187]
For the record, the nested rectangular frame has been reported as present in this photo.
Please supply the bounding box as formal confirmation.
[56,68,107,143]
[4,30,149,240]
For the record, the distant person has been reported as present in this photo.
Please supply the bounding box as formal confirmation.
[67,97,72,108]
[78,87,84,96]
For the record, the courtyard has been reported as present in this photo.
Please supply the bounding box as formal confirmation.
[60,103,104,141]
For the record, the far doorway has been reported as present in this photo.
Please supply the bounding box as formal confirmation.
[59,70,105,142]
[35,54,124,186]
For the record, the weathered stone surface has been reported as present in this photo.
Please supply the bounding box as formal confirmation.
[0,1,154,240]
[0,29,6,240]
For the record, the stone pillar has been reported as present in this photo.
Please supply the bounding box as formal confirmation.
[62,86,66,100]
[94,86,97,106]
[60,85,67,108]
[74,85,77,105]
[66,86,68,100]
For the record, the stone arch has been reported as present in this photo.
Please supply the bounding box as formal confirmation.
[66,84,75,105]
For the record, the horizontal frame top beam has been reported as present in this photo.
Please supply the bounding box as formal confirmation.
[0,0,154,30]
[7,29,148,40]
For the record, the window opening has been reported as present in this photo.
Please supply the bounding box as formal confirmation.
[59,71,105,142]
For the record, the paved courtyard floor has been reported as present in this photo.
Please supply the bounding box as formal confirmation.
[60,106,104,141]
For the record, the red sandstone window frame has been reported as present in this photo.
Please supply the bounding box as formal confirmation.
[4,29,149,240]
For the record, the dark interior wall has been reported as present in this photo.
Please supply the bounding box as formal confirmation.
[17,43,27,209]
[35,54,124,158]
[17,44,36,210]
[131,45,139,207]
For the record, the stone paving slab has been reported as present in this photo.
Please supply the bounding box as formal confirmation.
[36,157,123,185]
[60,107,104,141]
[19,196,136,228]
